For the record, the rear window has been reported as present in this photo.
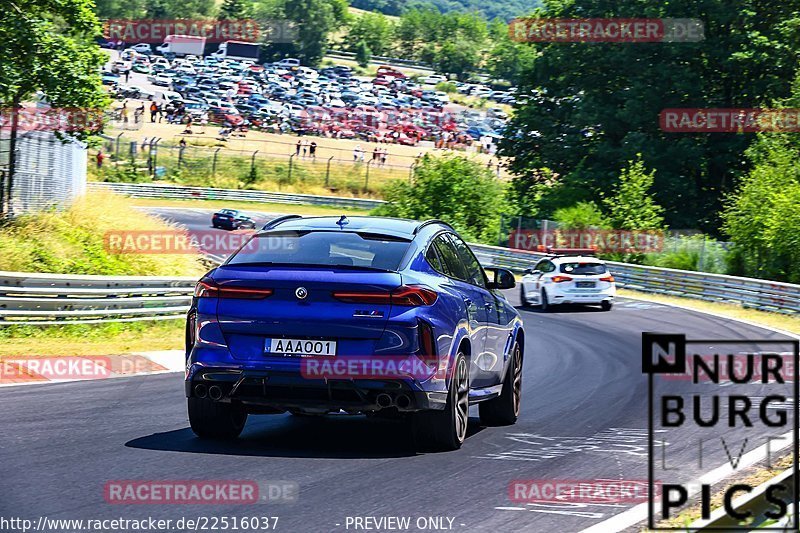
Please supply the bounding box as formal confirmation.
[559,262,607,275]
[226,231,410,271]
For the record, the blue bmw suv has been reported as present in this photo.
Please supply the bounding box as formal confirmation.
[185,216,525,450]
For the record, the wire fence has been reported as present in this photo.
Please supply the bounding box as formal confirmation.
[95,134,499,196]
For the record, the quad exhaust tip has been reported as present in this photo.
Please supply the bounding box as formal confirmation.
[194,383,208,398]
[396,394,412,409]
[208,385,223,401]
[376,393,393,408]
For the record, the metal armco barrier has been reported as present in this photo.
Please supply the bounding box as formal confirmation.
[471,243,800,315]
[0,271,196,325]
[88,182,386,210]
[4,240,800,324]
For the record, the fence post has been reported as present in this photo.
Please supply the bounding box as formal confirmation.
[409,162,417,183]
[151,138,160,177]
[115,132,124,159]
[178,146,184,168]
[251,150,259,174]
[286,153,295,189]
[212,147,220,177]
[325,156,334,187]
[365,159,373,193]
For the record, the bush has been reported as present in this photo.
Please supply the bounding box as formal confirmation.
[723,136,800,282]
[372,154,506,243]
[435,81,458,93]
[552,201,609,230]
[0,191,207,276]
[644,234,729,274]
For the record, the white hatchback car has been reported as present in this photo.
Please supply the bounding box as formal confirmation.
[519,255,616,311]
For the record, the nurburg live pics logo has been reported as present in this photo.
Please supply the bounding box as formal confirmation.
[642,332,799,530]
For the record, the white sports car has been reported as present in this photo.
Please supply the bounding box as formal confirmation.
[519,255,616,311]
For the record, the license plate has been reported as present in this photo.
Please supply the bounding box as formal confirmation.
[265,338,336,357]
[576,281,596,288]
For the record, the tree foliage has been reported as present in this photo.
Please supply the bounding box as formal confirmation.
[346,11,395,56]
[501,0,800,233]
[355,40,371,67]
[0,0,109,120]
[373,155,507,243]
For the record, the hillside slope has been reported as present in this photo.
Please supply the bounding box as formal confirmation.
[349,0,541,20]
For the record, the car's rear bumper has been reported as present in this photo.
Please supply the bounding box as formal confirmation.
[550,286,616,304]
[185,366,447,413]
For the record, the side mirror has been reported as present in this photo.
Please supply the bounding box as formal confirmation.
[485,267,516,290]
[523,268,533,275]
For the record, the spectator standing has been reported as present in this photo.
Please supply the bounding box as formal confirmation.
[309,141,317,159]
[96,150,105,168]
[149,101,158,123]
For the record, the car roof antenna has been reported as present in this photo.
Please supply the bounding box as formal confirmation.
[336,215,349,228]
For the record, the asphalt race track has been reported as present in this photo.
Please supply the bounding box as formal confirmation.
[0,208,794,532]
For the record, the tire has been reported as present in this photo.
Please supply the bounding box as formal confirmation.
[413,352,469,452]
[188,397,247,439]
[519,285,530,307]
[601,300,613,311]
[540,289,551,312]
[479,340,522,426]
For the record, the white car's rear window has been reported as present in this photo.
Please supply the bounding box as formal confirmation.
[560,262,607,275]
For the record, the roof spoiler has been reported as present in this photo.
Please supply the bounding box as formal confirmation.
[413,219,455,235]
[536,246,597,256]
[261,214,302,231]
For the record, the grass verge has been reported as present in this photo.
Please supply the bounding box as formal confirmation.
[618,288,800,336]
[127,197,372,216]
[0,321,185,357]
[0,190,206,276]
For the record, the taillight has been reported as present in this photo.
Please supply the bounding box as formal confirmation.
[193,278,273,299]
[332,285,438,306]
[599,275,615,282]
[391,286,438,306]
[551,275,573,283]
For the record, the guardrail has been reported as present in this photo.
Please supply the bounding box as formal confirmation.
[5,238,800,324]
[0,271,196,325]
[326,50,435,72]
[89,182,386,210]
[471,243,800,315]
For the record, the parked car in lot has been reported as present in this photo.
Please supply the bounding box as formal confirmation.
[519,254,616,311]
[129,43,153,55]
[421,74,448,85]
[211,209,256,230]
[185,216,524,451]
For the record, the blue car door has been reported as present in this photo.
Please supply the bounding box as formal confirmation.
[430,234,488,381]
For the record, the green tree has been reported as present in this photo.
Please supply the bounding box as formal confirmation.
[501,0,800,233]
[355,40,371,68]
[0,0,110,213]
[552,202,609,230]
[347,12,394,56]
[603,156,665,231]
[373,155,507,242]
[278,0,349,66]
[218,0,252,19]
[722,135,800,282]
